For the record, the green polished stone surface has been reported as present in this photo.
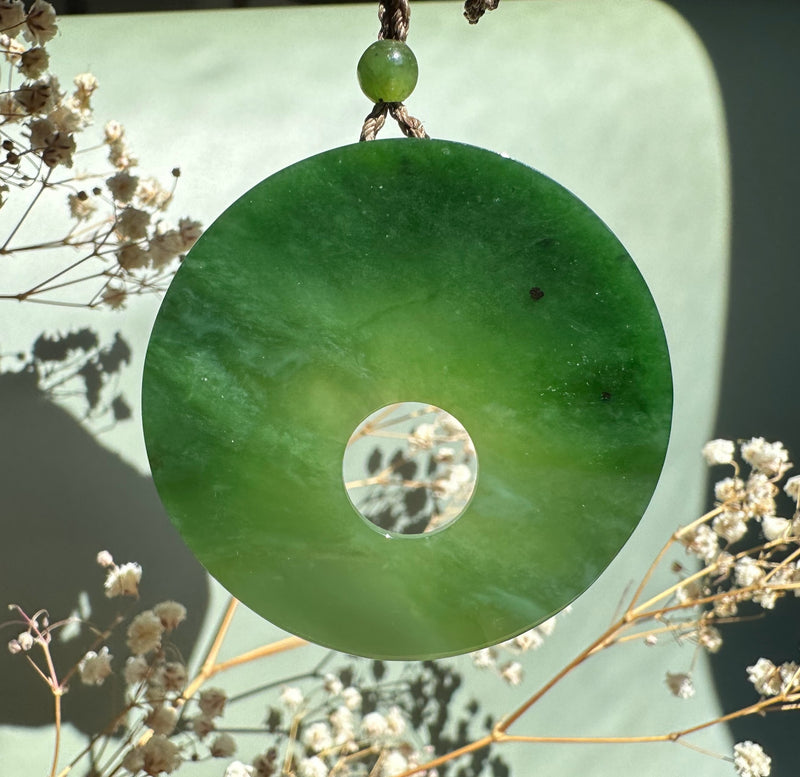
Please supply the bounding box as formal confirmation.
[357,39,418,103]
[143,139,672,659]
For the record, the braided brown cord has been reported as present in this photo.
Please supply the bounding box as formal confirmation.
[359,101,428,141]
[378,0,410,41]
[360,102,389,142]
[389,103,429,139]
[463,0,499,25]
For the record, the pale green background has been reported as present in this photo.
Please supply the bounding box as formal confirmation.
[0,1,732,774]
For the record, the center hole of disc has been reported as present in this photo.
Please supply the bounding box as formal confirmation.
[342,402,478,536]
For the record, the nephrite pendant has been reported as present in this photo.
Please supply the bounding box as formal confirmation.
[143,139,672,659]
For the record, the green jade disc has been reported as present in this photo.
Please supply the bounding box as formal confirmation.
[143,139,672,660]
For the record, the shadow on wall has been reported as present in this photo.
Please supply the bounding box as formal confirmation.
[0,366,209,735]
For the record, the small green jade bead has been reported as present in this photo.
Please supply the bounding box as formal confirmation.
[357,39,419,104]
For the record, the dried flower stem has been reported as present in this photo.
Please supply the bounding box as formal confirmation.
[182,598,307,702]
[627,505,725,609]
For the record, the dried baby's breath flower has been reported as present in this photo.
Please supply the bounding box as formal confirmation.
[121,745,145,774]
[124,655,150,686]
[298,756,328,777]
[715,476,746,504]
[96,550,114,567]
[67,191,96,221]
[72,72,97,111]
[341,686,362,710]
[147,661,182,692]
[224,762,255,777]
[153,600,186,632]
[682,523,719,562]
[41,130,75,168]
[0,92,24,123]
[115,206,150,240]
[697,624,722,654]
[108,134,137,169]
[712,509,748,544]
[761,515,790,541]
[0,1,26,38]
[19,45,48,78]
[471,647,495,669]
[49,101,85,134]
[104,119,124,143]
[665,671,695,699]
[745,473,777,519]
[329,704,353,736]
[385,706,406,738]
[382,751,409,777]
[140,734,182,775]
[106,170,139,203]
[27,115,53,147]
[435,446,455,463]
[147,704,178,736]
[509,628,545,651]
[733,741,771,777]
[408,422,436,453]
[674,577,705,605]
[714,592,739,617]
[104,561,142,598]
[126,610,163,655]
[78,646,112,685]
[741,437,789,478]
[280,685,304,711]
[433,463,472,498]
[702,438,735,466]
[136,176,172,210]
[734,557,764,589]
[15,76,57,114]
[199,687,227,718]
[747,658,783,697]
[753,588,778,610]
[362,711,388,738]
[24,0,58,46]
[784,475,800,502]
[210,732,237,758]
[500,660,524,686]
[303,721,333,753]
[715,550,735,575]
[192,714,215,739]
[323,672,343,695]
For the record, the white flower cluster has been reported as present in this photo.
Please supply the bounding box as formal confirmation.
[239,672,435,777]
[189,687,235,757]
[676,438,800,614]
[471,609,569,685]
[691,437,796,561]
[121,735,182,776]
[78,646,113,686]
[733,741,771,777]
[746,657,799,698]
[1,5,201,309]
